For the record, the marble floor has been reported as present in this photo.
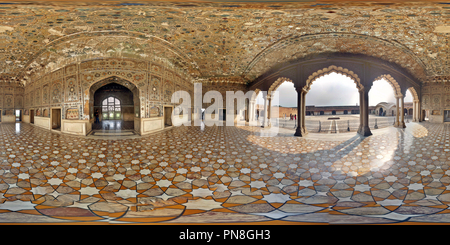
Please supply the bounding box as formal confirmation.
[0,121,450,225]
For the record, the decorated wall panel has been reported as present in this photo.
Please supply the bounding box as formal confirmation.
[4,95,13,109]
[24,58,197,121]
[0,83,24,114]
[42,84,49,105]
[14,95,23,108]
[52,82,62,104]
[422,82,450,123]
[66,75,79,102]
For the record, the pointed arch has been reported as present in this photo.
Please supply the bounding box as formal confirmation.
[304,65,363,92]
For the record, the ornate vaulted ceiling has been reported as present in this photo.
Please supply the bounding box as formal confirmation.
[0,1,448,85]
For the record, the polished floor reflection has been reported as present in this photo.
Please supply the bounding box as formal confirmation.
[92,120,134,130]
[91,120,135,137]
[0,122,449,224]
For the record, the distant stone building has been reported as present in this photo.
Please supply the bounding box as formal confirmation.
[255,102,413,118]
[305,105,361,116]
[372,102,414,116]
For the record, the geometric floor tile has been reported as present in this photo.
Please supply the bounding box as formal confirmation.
[1,122,450,225]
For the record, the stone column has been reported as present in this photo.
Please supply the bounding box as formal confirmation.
[262,95,268,127]
[413,100,418,122]
[359,89,363,132]
[399,96,406,128]
[416,100,421,122]
[395,96,400,127]
[294,87,303,137]
[249,101,254,122]
[267,97,272,127]
[301,90,308,135]
[357,88,372,136]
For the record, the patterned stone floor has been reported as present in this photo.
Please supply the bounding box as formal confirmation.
[0,121,450,224]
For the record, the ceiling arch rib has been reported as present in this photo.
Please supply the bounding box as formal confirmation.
[244,33,428,83]
[21,31,202,81]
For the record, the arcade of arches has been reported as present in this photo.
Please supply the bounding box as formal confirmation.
[1,1,450,225]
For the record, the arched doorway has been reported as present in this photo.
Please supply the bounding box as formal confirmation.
[90,77,139,132]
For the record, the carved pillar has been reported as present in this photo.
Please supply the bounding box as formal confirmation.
[400,96,406,128]
[395,96,400,127]
[416,100,421,122]
[413,100,418,122]
[301,90,308,135]
[294,87,304,137]
[357,88,372,136]
[267,97,272,127]
[262,95,268,127]
[249,101,254,122]
[358,89,363,132]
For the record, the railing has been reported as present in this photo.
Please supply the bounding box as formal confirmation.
[273,116,396,133]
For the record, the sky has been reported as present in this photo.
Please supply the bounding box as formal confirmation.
[256,72,413,107]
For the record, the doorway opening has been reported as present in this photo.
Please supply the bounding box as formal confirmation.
[423,110,429,121]
[51,108,61,130]
[15,110,22,122]
[444,110,450,122]
[30,110,34,124]
[164,106,173,127]
[219,108,226,121]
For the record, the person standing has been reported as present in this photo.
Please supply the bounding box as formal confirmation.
[95,109,100,123]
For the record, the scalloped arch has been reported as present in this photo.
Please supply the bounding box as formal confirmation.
[250,88,261,102]
[268,77,294,96]
[304,65,363,92]
[373,74,402,97]
[407,86,419,102]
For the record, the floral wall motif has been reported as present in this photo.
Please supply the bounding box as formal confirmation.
[66,108,79,120]
[14,95,23,108]
[163,79,173,103]
[52,82,62,104]
[148,75,161,101]
[35,88,41,106]
[4,109,13,116]
[149,106,161,117]
[42,84,49,105]
[4,95,13,109]
[66,75,78,102]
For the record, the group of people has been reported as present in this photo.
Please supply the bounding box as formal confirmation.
[284,113,296,121]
